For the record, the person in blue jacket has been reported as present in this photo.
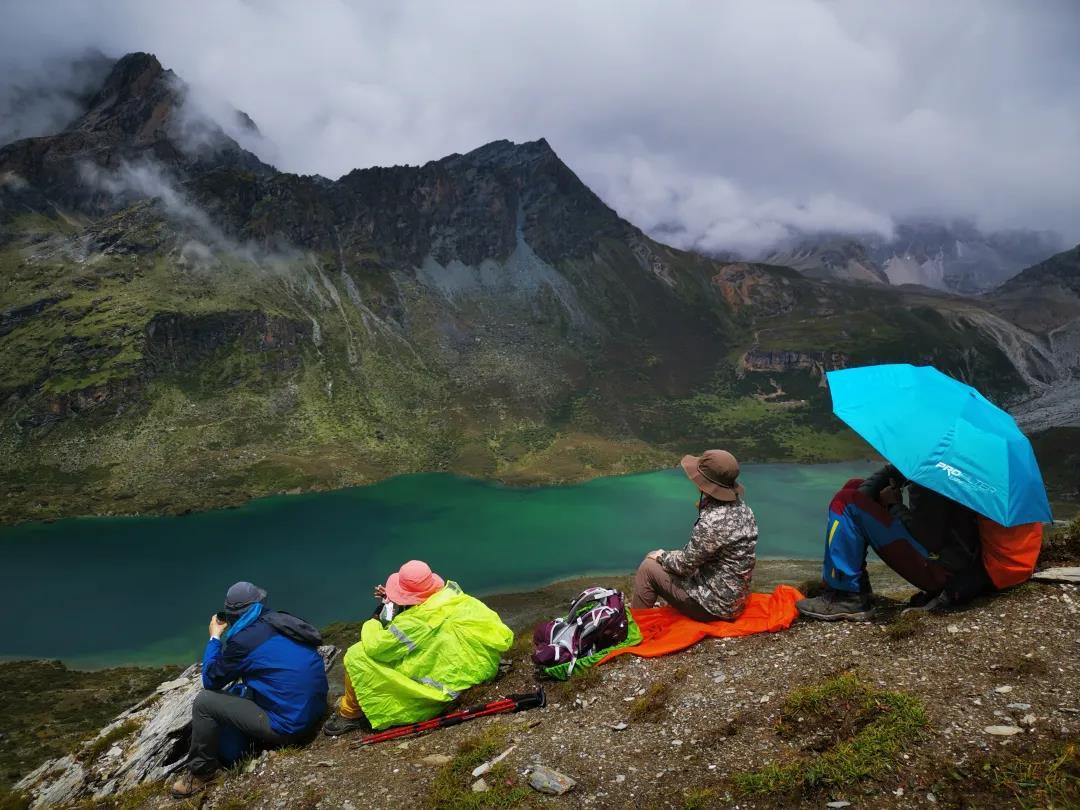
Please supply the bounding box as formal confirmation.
[170,582,328,799]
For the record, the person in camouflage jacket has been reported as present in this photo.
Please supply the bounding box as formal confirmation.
[632,450,759,621]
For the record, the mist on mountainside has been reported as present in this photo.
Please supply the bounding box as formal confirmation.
[2,1,1079,263]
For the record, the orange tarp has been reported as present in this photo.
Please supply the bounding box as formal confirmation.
[598,584,804,664]
[977,516,1043,590]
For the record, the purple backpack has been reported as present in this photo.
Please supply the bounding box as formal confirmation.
[531,587,629,676]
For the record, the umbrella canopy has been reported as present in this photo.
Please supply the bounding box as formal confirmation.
[826,364,1052,527]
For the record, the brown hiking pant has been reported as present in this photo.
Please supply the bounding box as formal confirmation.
[631,557,717,622]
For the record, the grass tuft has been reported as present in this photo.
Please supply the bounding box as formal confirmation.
[425,726,532,810]
[884,611,925,642]
[0,788,30,810]
[984,740,1080,809]
[71,781,165,809]
[215,794,263,810]
[681,787,720,809]
[628,669,684,722]
[80,720,142,762]
[732,672,926,797]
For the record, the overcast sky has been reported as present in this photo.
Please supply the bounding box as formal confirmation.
[2,0,1078,254]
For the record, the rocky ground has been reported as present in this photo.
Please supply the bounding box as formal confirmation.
[6,527,1079,810]
[199,573,1080,810]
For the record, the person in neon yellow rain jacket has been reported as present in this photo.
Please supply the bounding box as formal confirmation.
[323,560,513,735]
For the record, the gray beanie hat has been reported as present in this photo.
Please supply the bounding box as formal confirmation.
[224,581,268,614]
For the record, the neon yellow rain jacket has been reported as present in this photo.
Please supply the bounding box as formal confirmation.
[342,581,514,730]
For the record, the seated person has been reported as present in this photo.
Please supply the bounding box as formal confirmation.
[171,582,328,799]
[632,449,759,621]
[796,464,984,621]
[323,560,513,736]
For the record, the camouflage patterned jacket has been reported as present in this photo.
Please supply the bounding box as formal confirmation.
[659,499,758,619]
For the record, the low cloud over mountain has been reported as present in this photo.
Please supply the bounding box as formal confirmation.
[1,1,1078,255]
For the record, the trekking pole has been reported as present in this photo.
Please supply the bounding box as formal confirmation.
[354,688,546,746]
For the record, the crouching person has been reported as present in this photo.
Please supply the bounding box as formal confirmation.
[171,582,328,799]
[632,450,759,621]
[323,560,513,736]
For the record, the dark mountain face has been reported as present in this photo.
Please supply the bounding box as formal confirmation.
[0,52,1068,523]
[988,245,1080,433]
[0,53,269,217]
[990,245,1080,363]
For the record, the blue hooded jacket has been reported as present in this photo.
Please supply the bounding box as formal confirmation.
[202,614,328,735]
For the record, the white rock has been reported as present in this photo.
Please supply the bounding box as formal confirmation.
[984,725,1023,736]
[1021,714,1037,725]
[827,802,851,808]
[1007,703,1032,710]
[472,778,490,793]
[947,624,960,633]
[995,685,1014,693]
[527,765,577,795]
[610,722,628,731]
[421,754,452,767]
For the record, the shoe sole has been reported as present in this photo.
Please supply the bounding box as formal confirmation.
[797,607,875,622]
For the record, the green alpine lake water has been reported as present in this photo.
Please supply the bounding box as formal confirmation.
[0,462,871,668]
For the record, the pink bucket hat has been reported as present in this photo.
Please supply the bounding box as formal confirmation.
[384,560,445,605]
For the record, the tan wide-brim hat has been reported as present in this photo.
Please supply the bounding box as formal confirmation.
[680,449,745,502]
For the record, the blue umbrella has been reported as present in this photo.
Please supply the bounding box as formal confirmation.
[826,364,1052,527]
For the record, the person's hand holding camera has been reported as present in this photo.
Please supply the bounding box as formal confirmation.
[209,614,229,640]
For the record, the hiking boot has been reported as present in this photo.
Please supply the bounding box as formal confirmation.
[170,770,215,799]
[323,713,369,737]
[901,590,953,616]
[796,588,874,622]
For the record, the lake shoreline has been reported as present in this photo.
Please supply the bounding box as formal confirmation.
[0,445,883,528]
[3,559,911,672]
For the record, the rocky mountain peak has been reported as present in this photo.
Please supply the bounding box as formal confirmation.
[449,137,557,170]
[62,51,186,154]
[0,51,269,216]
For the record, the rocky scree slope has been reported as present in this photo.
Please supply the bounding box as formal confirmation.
[759,220,1063,293]
[0,52,1070,523]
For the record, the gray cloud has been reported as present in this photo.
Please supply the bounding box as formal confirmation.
[2,0,1078,254]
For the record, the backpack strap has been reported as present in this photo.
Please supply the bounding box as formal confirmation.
[564,588,618,620]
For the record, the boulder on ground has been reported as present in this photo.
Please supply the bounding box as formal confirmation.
[15,646,338,809]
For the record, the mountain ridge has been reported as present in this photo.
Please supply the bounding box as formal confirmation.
[0,52,1075,524]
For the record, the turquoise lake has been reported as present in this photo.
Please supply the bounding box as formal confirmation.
[0,462,871,667]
